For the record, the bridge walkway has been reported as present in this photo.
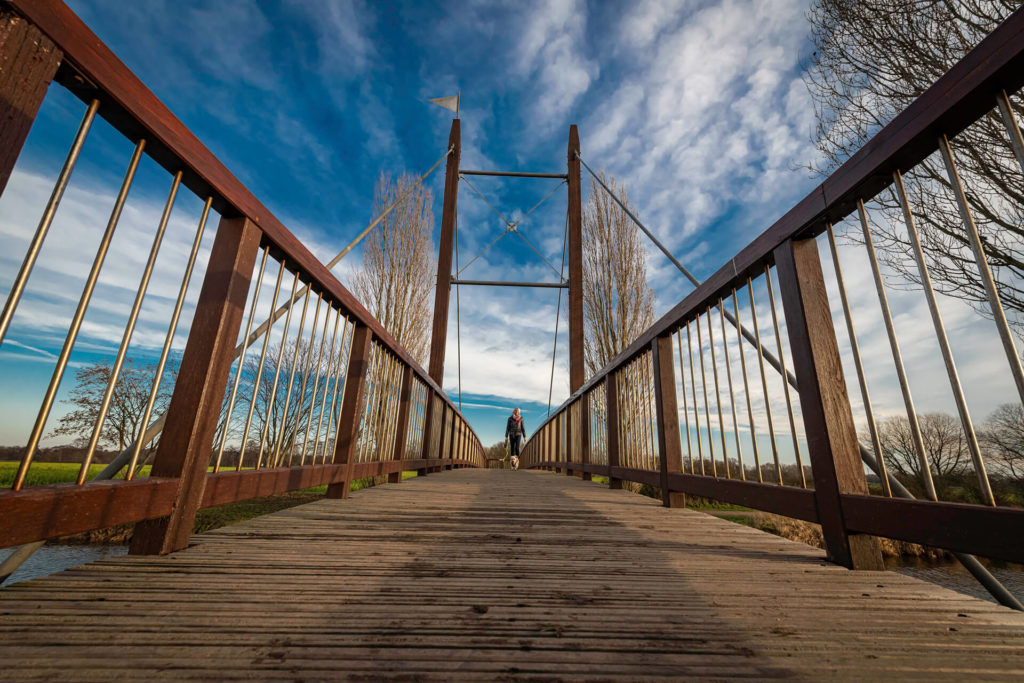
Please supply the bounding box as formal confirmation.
[2,469,1024,680]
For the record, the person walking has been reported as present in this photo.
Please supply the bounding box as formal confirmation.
[505,407,525,470]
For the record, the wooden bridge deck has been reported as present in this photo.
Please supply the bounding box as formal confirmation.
[2,469,1024,680]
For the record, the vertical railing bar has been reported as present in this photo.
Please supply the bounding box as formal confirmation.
[289,293,325,466]
[749,276,782,484]
[825,222,890,497]
[78,170,181,483]
[857,200,936,500]
[310,305,341,464]
[325,318,354,463]
[272,285,312,467]
[300,303,335,465]
[997,90,1024,176]
[697,311,718,477]
[686,320,704,475]
[13,139,146,491]
[215,246,269,472]
[765,265,806,488]
[938,135,1024,407]
[238,257,286,470]
[719,297,745,480]
[257,269,299,469]
[126,197,213,480]
[732,289,761,482]
[676,331,694,474]
[707,304,731,478]
[892,171,995,504]
[643,352,656,470]
[0,99,100,350]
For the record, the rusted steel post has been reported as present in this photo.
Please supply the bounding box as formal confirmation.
[130,216,261,555]
[388,365,413,483]
[653,335,685,508]
[580,392,592,481]
[774,238,883,570]
[327,324,372,499]
[567,125,584,393]
[428,119,460,385]
[606,373,622,489]
[0,11,62,196]
[417,396,435,476]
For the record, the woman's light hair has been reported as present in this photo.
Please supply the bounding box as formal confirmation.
[513,407,520,416]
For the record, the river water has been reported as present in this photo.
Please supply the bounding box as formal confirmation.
[2,544,1023,606]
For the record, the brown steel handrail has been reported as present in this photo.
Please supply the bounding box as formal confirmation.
[523,6,1024,571]
[0,0,485,555]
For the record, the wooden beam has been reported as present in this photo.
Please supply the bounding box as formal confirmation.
[428,119,460,384]
[327,324,372,499]
[0,10,62,196]
[567,125,584,392]
[652,336,685,508]
[605,373,622,489]
[130,216,262,555]
[774,238,883,570]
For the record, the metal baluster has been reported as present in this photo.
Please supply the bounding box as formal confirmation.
[749,277,781,484]
[78,171,181,483]
[13,140,145,491]
[288,293,324,466]
[676,331,693,474]
[257,269,300,470]
[893,172,995,505]
[708,304,731,478]
[997,90,1024,176]
[324,318,353,462]
[272,286,312,467]
[238,257,286,470]
[857,201,936,500]
[696,313,717,477]
[686,321,705,475]
[215,246,269,472]
[300,304,334,464]
[733,289,761,482]
[719,298,745,480]
[825,223,890,496]
[765,265,806,488]
[939,135,1024,408]
[126,197,213,480]
[642,353,656,470]
[310,308,341,463]
[0,100,100,349]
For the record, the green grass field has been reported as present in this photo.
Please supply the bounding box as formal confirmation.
[0,461,152,487]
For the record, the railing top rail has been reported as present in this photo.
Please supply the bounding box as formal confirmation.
[532,6,1024,433]
[5,0,469,421]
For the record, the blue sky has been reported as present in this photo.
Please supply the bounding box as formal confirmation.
[4,0,1018,459]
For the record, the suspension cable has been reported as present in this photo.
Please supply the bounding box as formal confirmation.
[548,210,570,416]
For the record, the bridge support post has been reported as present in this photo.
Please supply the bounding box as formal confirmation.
[328,324,373,499]
[428,120,460,385]
[774,238,883,570]
[417,396,435,477]
[580,393,592,481]
[0,11,63,197]
[652,335,685,508]
[130,216,262,555]
[605,373,622,489]
[388,364,414,483]
[567,125,584,394]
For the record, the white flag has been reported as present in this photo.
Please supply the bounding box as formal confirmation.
[428,94,460,117]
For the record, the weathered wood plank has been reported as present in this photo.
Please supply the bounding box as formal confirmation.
[2,469,1023,680]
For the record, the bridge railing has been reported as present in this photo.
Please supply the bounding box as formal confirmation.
[524,7,1024,571]
[0,0,483,556]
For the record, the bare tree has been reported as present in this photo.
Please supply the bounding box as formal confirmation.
[869,412,970,494]
[50,357,176,453]
[803,1,1024,330]
[979,403,1024,479]
[353,172,436,365]
[582,172,655,378]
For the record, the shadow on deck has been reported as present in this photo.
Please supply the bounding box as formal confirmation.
[2,468,1024,680]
